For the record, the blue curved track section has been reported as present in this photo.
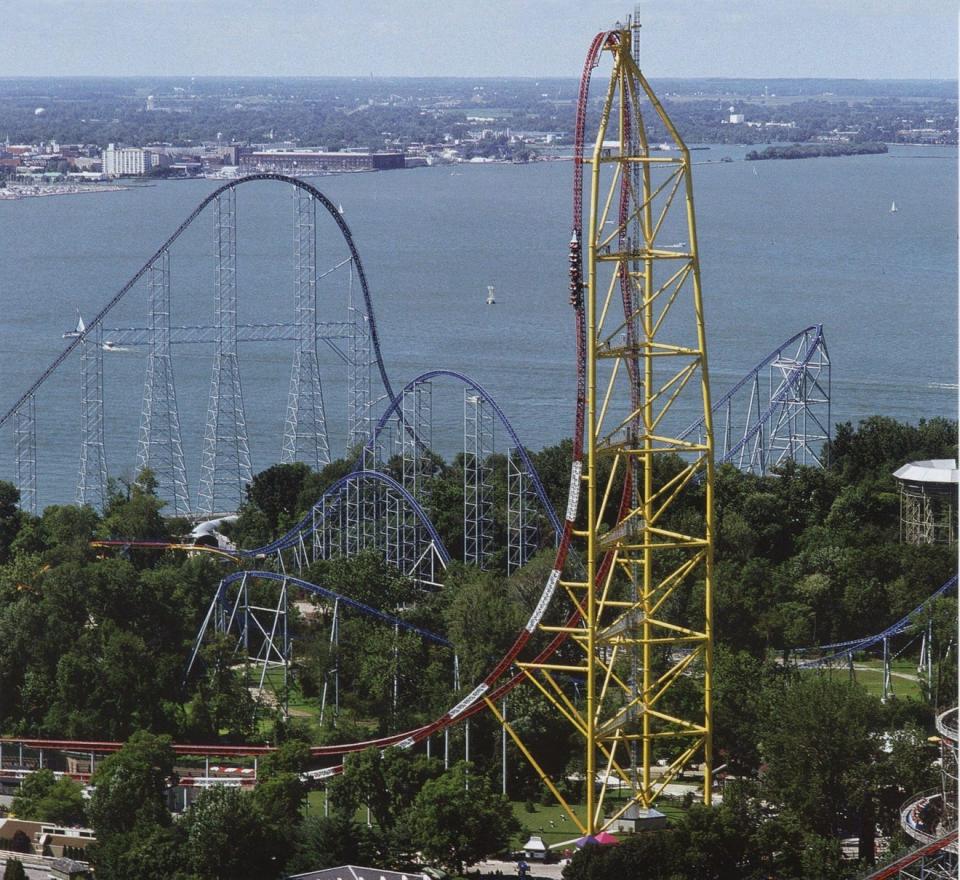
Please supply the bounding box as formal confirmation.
[679,324,826,463]
[370,369,563,537]
[248,369,562,559]
[247,469,451,561]
[218,569,451,647]
[797,574,957,668]
[0,172,395,430]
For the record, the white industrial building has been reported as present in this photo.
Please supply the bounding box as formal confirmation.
[103,144,152,176]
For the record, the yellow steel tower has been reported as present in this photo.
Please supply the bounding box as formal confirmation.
[492,21,715,836]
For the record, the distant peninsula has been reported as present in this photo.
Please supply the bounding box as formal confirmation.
[746,142,889,160]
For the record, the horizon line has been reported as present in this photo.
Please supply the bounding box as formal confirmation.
[0,74,955,83]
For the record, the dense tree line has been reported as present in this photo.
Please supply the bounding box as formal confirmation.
[0,415,954,877]
[746,142,889,160]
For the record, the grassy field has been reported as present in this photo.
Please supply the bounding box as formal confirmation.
[302,791,687,849]
[510,794,686,850]
[810,657,923,701]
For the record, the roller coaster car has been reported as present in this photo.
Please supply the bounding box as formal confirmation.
[192,534,219,549]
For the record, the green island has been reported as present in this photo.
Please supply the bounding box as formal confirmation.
[746,142,889,160]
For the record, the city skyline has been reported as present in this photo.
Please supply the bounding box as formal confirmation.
[1,0,956,80]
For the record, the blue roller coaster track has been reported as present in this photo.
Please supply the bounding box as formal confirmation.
[796,574,957,668]
[0,173,396,433]
[249,369,564,559]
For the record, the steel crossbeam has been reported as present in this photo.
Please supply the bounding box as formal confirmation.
[100,322,354,347]
[347,259,373,450]
[507,446,538,573]
[401,382,433,577]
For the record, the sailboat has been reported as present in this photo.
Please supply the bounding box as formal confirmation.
[62,309,85,339]
[890,201,898,213]
[486,285,496,305]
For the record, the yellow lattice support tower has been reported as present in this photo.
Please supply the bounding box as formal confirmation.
[493,20,715,836]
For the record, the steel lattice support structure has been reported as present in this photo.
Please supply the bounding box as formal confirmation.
[282,188,331,471]
[14,395,37,515]
[507,447,538,574]
[764,328,830,469]
[347,260,374,452]
[77,322,108,508]
[137,249,191,514]
[192,572,291,711]
[463,390,494,569]
[512,22,715,832]
[198,188,252,515]
[401,382,433,577]
[681,325,831,475]
[1,175,396,518]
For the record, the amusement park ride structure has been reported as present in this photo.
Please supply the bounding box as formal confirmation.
[0,12,877,844]
[497,18,715,833]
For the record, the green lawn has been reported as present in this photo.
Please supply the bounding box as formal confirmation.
[811,660,923,701]
[303,790,687,848]
[510,794,686,849]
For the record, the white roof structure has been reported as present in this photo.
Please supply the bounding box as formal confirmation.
[288,868,427,880]
[893,460,959,485]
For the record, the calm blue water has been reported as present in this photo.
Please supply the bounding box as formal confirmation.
[0,144,955,508]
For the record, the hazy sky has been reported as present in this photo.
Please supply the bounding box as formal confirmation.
[3,0,956,79]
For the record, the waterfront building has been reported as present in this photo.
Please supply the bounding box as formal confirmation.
[102,144,152,177]
[238,149,404,174]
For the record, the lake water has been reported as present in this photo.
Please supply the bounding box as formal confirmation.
[0,144,955,508]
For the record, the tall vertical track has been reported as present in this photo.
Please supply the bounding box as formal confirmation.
[499,23,715,833]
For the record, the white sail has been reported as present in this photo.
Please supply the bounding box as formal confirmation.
[63,309,86,338]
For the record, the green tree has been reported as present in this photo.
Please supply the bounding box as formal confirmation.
[444,566,525,685]
[181,785,286,880]
[11,769,86,826]
[185,634,258,741]
[329,746,442,831]
[87,731,176,837]
[10,767,56,817]
[100,469,169,547]
[237,461,313,541]
[0,480,21,564]
[760,673,880,836]
[289,816,388,875]
[403,762,517,873]
[90,824,187,880]
[561,828,683,880]
[3,859,27,880]
[254,740,311,830]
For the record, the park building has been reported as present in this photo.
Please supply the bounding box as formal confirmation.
[893,459,958,545]
[0,817,94,863]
